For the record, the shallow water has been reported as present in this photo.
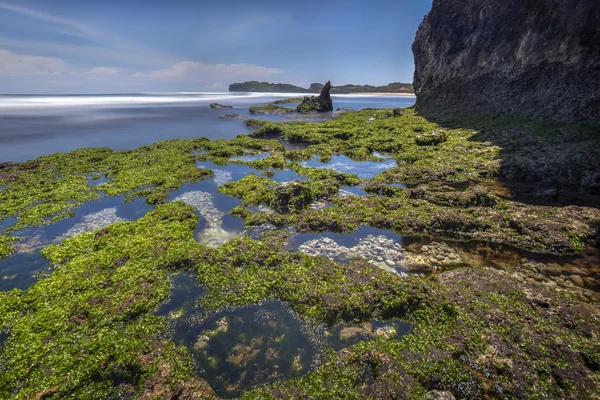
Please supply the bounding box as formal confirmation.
[0,93,415,162]
[159,276,318,398]
[300,155,396,179]
[157,272,411,397]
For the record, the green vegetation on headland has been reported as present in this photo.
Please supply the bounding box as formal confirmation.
[229,81,414,94]
[0,106,599,398]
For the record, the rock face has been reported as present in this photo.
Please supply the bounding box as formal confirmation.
[297,81,334,113]
[412,0,600,123]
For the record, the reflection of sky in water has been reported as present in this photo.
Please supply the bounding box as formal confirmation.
[300,155,396,179]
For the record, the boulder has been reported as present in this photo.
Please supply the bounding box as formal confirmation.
[412,0,600,123]
[297,81,334,113]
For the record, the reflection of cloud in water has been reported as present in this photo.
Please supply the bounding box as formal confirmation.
[57,207,126,242]
[213,169,232,186]
[174,191,241,247]
[300,155,396,179]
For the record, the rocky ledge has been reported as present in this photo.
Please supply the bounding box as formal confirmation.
[412,0,600,123]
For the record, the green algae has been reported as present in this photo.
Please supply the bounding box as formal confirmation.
[0,236,19,260]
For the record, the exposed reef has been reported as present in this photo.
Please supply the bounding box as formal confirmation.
[412,0,600,123]
[0,104,599,398]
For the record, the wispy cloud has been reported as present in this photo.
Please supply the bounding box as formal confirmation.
[0,49,72,76]
[133,61,284,81]
[0,1,176,68]
[88,67,121,76]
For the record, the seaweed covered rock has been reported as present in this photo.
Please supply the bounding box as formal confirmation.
[271,180,313,213]
[249,104,295,115]
[412,0,600,123]
[297,81,334,113]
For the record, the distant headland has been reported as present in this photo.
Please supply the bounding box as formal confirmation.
[228,81,414,94]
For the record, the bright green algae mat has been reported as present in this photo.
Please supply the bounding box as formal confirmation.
[0,108,599,398]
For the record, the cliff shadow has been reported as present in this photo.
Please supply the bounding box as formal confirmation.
[433,114,600,209]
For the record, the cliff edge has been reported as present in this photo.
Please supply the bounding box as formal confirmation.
[412,0,600,123]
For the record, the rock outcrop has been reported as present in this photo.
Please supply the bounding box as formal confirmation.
[209,103,232,109]
[297,81,334,113]
[412,0,600,123]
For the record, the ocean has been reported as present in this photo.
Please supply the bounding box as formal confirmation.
[0,93,416,162]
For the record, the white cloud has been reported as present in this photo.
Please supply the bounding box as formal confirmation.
[88,67,121,76]
[0,49,72,76]
[133,61,283,81]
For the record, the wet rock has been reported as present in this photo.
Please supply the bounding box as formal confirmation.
[404,242,463,274]
[426,390,456,400]
[209,103,232,109]
[297,81,334,113]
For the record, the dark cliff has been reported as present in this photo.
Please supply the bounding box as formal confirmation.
[412,0,600,123]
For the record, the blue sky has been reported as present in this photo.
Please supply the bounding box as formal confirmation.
[0,0,432,93]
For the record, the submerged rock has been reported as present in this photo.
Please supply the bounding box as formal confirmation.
[209,103,232,109]
[412,0,600,123]
[297,81,334,113]
[297,234,404,274]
